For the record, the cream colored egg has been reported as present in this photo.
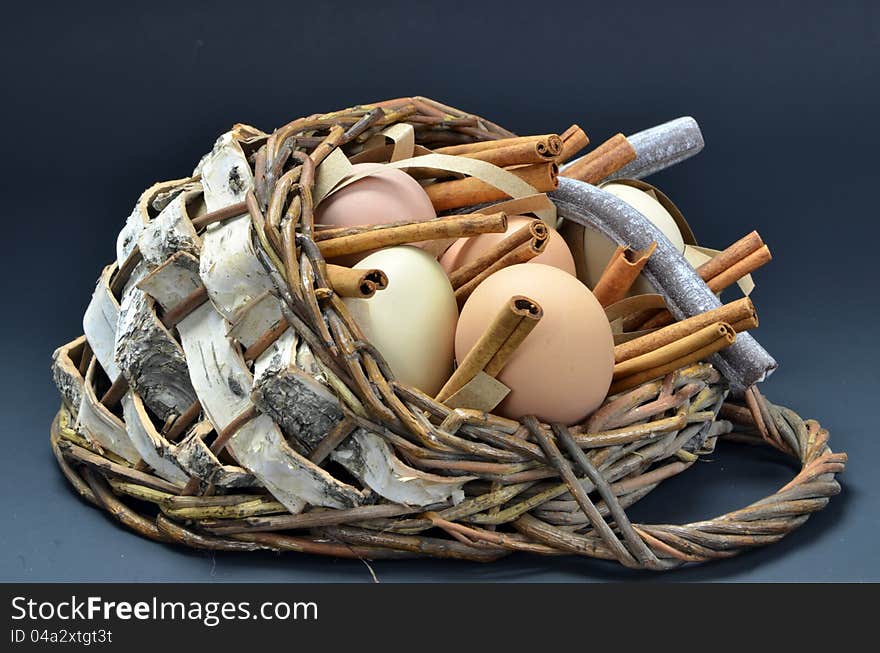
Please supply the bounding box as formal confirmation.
[343,246,458,396]
[577,183,685,295]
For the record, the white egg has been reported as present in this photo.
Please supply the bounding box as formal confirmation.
[576,183,685,295]
[342,246,458,396]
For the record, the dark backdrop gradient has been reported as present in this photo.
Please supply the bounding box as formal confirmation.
[1,1,877,581]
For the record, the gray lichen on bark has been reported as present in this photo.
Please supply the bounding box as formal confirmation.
[51,336,86,412]
[175,422,257,489]
[251,330,345,453]
[115,264,197,421]
[138,183,204,266]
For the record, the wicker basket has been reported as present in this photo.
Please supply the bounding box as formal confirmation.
[50,97,845,569]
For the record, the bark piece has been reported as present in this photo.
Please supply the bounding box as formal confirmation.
[115,265,197,421]
[227,291,285,349]
[175,422,258,489]
[177,303,362,513]
[138,183,204,265]
[51,335,87,412]
[251,330,343,452]
[82,264,122,381]
[120,392,189,485]
[332,429,473,506]
[116,178,194,268]
[76,359,140,464]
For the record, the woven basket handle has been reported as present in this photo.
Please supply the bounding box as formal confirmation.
[515,388,846,570]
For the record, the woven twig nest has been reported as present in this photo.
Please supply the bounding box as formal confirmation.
[51,97,845,569]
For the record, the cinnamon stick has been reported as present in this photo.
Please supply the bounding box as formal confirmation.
[609,322,736,394]
[327,264,388,299]
[696,231,764,282]
[455,236,548,307]
[614,297,756,363]
[424,163,558,212]
[562,133,637,184]
[448,220,548,289]
[460,141,560,167]
[436,296,543,403]
[558,124,590,164]
[614,322,735,379]
[591,242,657,307]
[729,314,759,334]
[316,212,507,259]
[435,134,563,158]
[706,245,772,294]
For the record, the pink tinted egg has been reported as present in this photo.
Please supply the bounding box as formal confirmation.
[315,163,436,229]
[440,216,576,276]
[455,263,613,425]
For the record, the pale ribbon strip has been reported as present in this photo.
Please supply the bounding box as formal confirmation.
[314,145,555,224]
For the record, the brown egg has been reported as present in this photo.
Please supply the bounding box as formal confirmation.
[455,264,613,425]
[440,215,576,276]
[315,163,435,229]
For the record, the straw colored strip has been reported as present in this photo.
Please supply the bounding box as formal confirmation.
[449,220,547,289]
[454,236,548,307]
[558,125,590,164]
[614,322,735,380]
[425,163,558,212]
[609,325,736,394]
[326,264,388,299]
[592,242,657,307]
[562,133,637,184]
[706,245,772,293]
[436,296,542,403]
[615,297,755,363]
[317,212,506,259]
[435,134,563,158]
[696,231,764,282]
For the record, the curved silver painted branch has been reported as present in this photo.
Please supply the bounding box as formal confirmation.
[564,116,704,182]
[552,178,776,389]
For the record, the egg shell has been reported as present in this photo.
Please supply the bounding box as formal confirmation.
[440,215,577,277]
[343,246,458,396]
[455,263,614,425]
[576,183,685,294]
[315,163,436,229]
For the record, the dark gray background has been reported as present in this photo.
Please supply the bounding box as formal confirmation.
[1,1,877,581]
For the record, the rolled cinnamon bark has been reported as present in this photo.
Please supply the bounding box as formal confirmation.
[436,296,543,403]
[614,297,755,363]
[454,236,548,307]
[483,300,543,377]
[435,134,563,158]
[561,134,637,184]
[696,231,764,282]
[448,220,547,289]
[613,322,735,379]
[706,245,772,294]
[317,212,507,259]
[327,264,388,299]
[591,243,657,307]
[609,323,736,394]
[460,141,560,167]
[425,163,559,212]
[729,314,759,334]
[558,125,590,164]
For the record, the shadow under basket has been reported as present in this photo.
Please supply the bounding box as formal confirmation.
[50,98,845,570]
